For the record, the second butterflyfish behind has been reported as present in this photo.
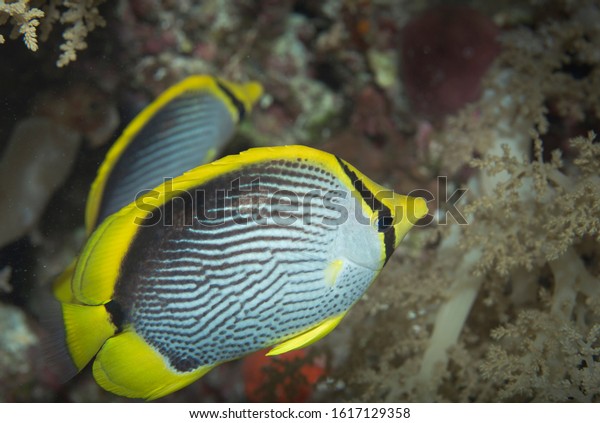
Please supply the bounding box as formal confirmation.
[86,75,263,231]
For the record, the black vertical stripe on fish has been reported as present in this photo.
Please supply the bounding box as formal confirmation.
[335,156,383,213]
[215,78,246,121]
[380,209,395,264]
[336,157,395,263]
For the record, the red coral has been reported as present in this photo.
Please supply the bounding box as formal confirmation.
[242,349,326,402]
[400,5,500,120]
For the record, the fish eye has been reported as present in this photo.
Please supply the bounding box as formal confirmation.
[375,213,394,232]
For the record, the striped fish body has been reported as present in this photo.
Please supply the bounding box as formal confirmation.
[86,75,263,232]
[61,145,428,400]
[53,76,262,303]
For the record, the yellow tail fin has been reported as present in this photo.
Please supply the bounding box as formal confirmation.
[93,330,214,400]
[62,303,117,371]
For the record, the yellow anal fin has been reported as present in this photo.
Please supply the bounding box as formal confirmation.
[62,303,117,371]
[52,259,77,303]
[93,330,214,400]
[266,311,348,357]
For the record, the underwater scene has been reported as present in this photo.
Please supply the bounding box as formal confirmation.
[0,0,599,402]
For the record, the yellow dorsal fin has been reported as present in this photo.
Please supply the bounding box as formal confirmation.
[266,311,348,357]
[93,330,214,400]
[62,303,117,371]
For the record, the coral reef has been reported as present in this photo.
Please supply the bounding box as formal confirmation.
[328,0,600,402]
[0,84,118,249]
[0,0,599,403]
[54,0,107,67]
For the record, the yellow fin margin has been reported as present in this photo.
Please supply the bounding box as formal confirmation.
[177,145,343,186]
[93,330,214,400]
[266,312,347,357]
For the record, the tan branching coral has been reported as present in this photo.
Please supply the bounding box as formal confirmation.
[481,311,600,401]
[0,0,44,50]
[326,0,600,402]
[0,0,105,66]
[55,0,105,67]
[465,133,600,276]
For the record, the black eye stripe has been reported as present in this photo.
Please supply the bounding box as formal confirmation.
[377,213,394,232]
[214,78,246,121]
[336,157,396,264]
[335,157,384,212]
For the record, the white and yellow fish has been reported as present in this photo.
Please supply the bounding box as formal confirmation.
[58,145,428,400]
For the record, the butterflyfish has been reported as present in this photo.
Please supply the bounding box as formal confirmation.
[53,75,262,303]
[58,145,428,400]
[86,75,263,232]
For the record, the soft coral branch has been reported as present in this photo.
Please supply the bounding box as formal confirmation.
[0,0,106,66]
[0,0,45,50]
